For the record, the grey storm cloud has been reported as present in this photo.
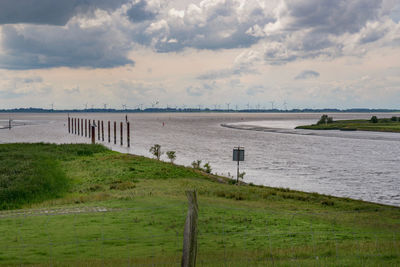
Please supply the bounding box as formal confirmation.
[127,0,157,23]
[285,0,382,35]
[0,0,398,69]
[0,0,128,25]
[295,70,320,80]
[262,0,395,64]
[0,24,134,69]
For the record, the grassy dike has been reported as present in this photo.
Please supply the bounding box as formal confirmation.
[296,118,400,132]
[0,143,399,266]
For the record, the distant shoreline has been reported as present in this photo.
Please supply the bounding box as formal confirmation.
[1,108,400,113]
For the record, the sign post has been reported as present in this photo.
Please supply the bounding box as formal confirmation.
[233,146,245,184]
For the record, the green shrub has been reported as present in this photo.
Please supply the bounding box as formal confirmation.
[166,151,176,163]
[317,114,333,125]
[149,144,162,160]
[370,116,378,123]
[203,162,212,173]
[191,160,202,170]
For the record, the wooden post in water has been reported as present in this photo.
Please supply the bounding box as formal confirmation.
[101,121,104,141]
[120,122,123,146]
[114,121,117,144]
[182,190,198,267]
[91,125,95,144]
[68,117,70,133]
[127,122,130,148]
[108,121,111,143]
[97,120,100,140]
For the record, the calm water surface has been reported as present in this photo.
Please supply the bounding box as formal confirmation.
[1,112,399,206]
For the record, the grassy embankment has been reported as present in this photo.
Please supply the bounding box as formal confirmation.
[296,117,400,132]
[0,143,399,266]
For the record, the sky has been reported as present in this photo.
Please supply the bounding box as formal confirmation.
[0,0,399,110]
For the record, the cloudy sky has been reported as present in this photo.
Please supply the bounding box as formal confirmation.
[0,0,399,110]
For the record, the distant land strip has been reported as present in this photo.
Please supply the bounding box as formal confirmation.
[1,108,400,113]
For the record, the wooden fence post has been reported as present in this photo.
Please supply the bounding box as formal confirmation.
[127,122,130,148]
[78,118,80,135]
[68,117,70,133]
[85,119,87,137]
[101,121,104,141]
[120,122,123,146]
[91,126,95,144]
[88,120,91,138]
[81,118,83,136]
[74,118,77,135]
[97,120,100,140]
[182,190,198,267]
[114,121,117,144]
[108,121,111,143]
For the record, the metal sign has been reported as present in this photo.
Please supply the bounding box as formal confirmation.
[233,147,245,161]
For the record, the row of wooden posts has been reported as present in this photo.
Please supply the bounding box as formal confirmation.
[68,117,130,147]
[69,117,198,267]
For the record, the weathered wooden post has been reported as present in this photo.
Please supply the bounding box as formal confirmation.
[88,120,91,138]
[101,121,104,141]
[108,121,111,143]
[74,118,77,134]
[81,118,83,136]
[97,120,100,140]
[182,190,198,267]
[127,122,130,148]
[91,125,95,144]
[78,118,80,135]
[85,119,87,137]
[114,121,117,144]
[68,117,70,133]
[120,122,123,146]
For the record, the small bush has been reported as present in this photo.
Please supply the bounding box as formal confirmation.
[370,116,378,123]
[149,144,162,160]
[203,162,212,173]
[391,116,397,121]
[166,151,176,163]
[191,160,202,170]
[317,114,333,125]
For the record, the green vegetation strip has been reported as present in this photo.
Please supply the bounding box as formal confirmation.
[296,117,400,132]
[0,143,399,266]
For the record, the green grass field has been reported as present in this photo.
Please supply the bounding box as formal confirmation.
[0,143,399,266]
[296,117,400,132]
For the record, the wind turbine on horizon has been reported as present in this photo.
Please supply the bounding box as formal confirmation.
[270,101,275,110]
